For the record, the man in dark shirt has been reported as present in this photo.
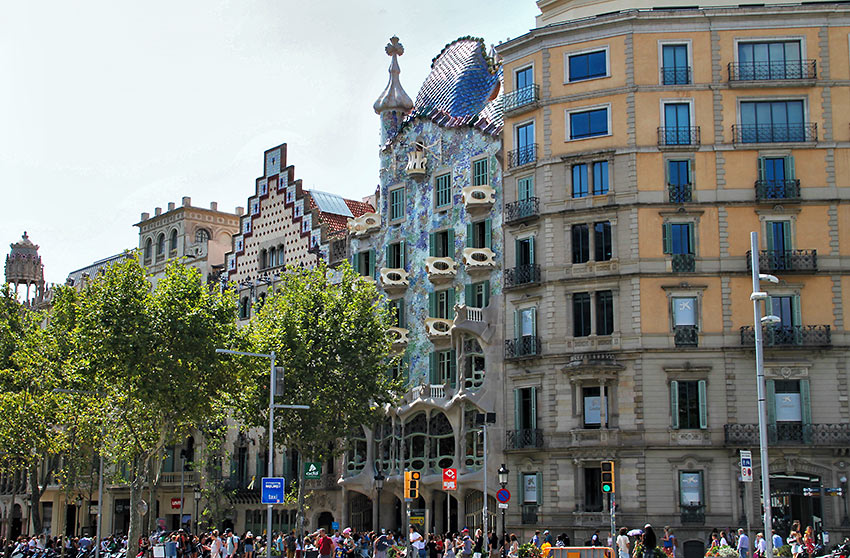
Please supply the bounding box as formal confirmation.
[643,525,657,558]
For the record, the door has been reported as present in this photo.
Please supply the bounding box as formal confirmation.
[516,122,535,164]
[665,103,691,144]
[765,221,792,270]
[662,44,688,84]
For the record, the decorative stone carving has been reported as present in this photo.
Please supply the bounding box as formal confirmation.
[406,150,427,176]
[462,185,495,210]
[348,212,381,237]
[425,257,457,282]
[462,247,496,271]
[380,267,409,292]
[388,327,409,346]
[424,318,453,339]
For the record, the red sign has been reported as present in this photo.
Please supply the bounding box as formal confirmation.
[171,498,182,510]
[442,468,457,491]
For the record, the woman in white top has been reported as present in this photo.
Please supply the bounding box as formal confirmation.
[616,528,629,558]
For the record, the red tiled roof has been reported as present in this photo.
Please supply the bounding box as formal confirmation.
[306,191,374,238]
[344,199,374,218]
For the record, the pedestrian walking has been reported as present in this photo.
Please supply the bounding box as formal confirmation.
[736,529,749,558]
[642,525,657,558]
[616,528,629,558]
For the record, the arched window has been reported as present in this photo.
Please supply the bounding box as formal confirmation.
[144,238,153,263]
[464,405,483,470]
[156,233,166,260]
[195,229,210,244]
[169,229,178,256]
[404,413,427,471]
[346,427,368,475]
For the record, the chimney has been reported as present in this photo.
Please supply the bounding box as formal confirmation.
[141,212,150,221]
[155,207,162,216]
[168,202,176,211]
[236,206,244,216]
[210,201,218,211]
[182,196,191,207]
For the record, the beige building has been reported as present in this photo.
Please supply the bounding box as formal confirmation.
[497,1,850,552]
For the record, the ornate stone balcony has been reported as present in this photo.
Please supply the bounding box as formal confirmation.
[379,267,409,292]
[462,247,496,272]
[425,257,457,283]
[425,318,452,340]
[461,185,495,211]
[348,212,380,237]
[388,327,409,347]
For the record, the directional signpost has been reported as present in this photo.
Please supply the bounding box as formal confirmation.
[261,477,286,505]
[740,450,753,482]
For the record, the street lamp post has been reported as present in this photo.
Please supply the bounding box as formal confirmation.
[498,465,509,558]
[179,450,186,530]
[74,496,82,537]
[750,231,782,558]
[476,413,496,532]
[215,349,309,558]
[374,468,385,534]
[193,489,202,533]
[840,475,849,526]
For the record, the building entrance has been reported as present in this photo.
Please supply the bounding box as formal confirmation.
[770,473,822,534]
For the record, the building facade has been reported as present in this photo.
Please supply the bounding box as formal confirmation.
[342,36,506,534]
[497,1,850,550]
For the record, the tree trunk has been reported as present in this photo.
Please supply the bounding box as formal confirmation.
[295,453,305,541]
[28,467,42,536]
[127,457,143,558]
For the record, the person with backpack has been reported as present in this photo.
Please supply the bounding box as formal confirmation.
[285,532,297,558]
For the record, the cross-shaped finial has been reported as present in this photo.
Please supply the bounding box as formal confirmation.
[385,36,404,57]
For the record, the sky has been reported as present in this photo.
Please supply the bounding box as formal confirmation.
[0,1,540,285]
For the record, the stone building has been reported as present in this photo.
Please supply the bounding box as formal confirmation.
[496,0,850,551]
[5,232,47,307]
[342,36,505,534]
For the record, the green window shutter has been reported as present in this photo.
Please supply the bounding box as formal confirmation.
[698,379,707,429]
[670,380,680,429]
[687,223,695,255]
[792,295,802,327]
[515,239,522,266]
[368,249,376,277]
[385,245,392,267]
[429,233,437,257]
[398,303,406,329]
[401,240,406,268]
[536,472,543,506]
[663,223,672,254]
[429,352,438,385]
[757,157,766,181]
[467,223,474,248]
[352,252,360,274]
[447,229,455,258]
[465,284,474,306]
[529,236,535,265]
[484,219,492,250]
[447,288,456,319]
[531,307,538,338]
[530,386,537,430]
[782,222,792,251]
[765,222,775,251]
[402,355,410,386]
[429,293,436,318]
[514,389,521,431]
[800,379,812,443]
[766,380,776,427]
[449,349,457,388]
[513,309,520,340]
[785,156,796,181]
[483,280,490,308]
[687,160,694,186]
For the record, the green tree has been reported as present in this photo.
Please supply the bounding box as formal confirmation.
[235,263,400,535]
[73,258,240,557]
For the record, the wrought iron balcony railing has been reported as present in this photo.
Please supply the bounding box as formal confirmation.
[755,179,801,200]
[728,60,817,81]
[505,198,540,224]
[503,84,540,113]
[746,249,817,272]
[504,264,541,289]
[658,126,700,147]
[668,183,693,203]
[725,423,850,446]
[671,253,695,272]
[505,336,542,360]
[681,504,706,524]
[506,429,545,450]
[732,123,817,144]
[661,66,691,85]
[674,325,699,347]
[508,144,538,169]
[521,504,538,524]
[740,324,831,347]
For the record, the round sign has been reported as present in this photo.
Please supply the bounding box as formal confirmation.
[496,488,511,503]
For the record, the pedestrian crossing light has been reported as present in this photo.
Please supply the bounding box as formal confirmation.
[404,470,420,500]
[601,461,615,493]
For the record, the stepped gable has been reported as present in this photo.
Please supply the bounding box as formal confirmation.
[384,37,503,148]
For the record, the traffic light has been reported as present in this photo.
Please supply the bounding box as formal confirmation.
[404,470,420,499]
[601,461,615,493]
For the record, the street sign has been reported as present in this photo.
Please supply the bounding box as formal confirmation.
[332,521,340,530]
[171,498,182,510]
[740,450,753,483]
[496,488,511,503]
[305,462,322,479]
[498,503,508,509]
[410,510,425,525]
[442,468,457,491]
[261,477,286,504]
[803,487,820,496]
[825,488,844,496]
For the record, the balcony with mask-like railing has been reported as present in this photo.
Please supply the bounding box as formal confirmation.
[380,267,409,292]
[503,84,540,114]
[462,185,496,212]
[745,250,816,273]
[733,123,817,144]
[507,144,538,169]
[462,247,496,273]
[348,212,381,237]
[755,178,801,201]
[740,324,831,347]
[505,198,539,224]
[425,257,457,283]
[504,264,541,290]
[425,317,453,341]
[728,60,816,83]
[388,326,409,347]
